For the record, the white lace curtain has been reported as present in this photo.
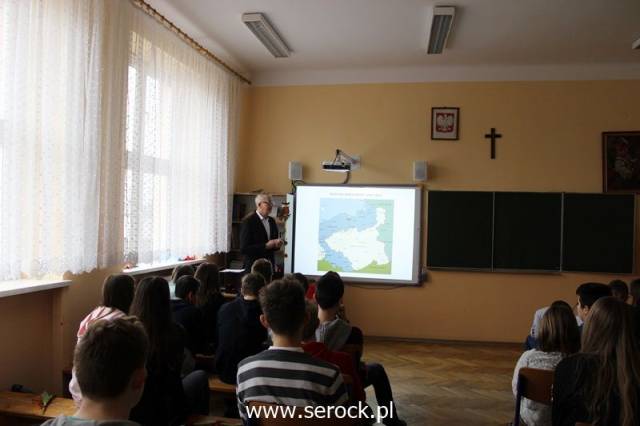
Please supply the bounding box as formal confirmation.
[0,0,128,280]
[124,4,237,266]
[0,0,238,280]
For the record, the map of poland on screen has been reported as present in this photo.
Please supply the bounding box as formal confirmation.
[294,185,420,284]
[318,198,394,274]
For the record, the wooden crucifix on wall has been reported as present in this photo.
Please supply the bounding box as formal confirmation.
[484,128,502,159]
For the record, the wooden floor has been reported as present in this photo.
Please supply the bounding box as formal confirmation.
[363,338,522,426]
[209,339,522,425]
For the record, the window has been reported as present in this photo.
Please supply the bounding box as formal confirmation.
[0,1,237,279]
[0,0,111,280]
[123,25,236,266]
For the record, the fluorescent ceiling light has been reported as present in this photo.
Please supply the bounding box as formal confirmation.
[427,6,456,54]
[242,12,291,58]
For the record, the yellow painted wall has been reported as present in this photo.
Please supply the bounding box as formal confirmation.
[0,268,121,393]
[237,80,640,343]
[0,291,55,392]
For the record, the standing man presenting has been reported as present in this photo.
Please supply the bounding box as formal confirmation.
[240,193,283,273]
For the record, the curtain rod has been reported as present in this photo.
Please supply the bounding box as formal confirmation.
[129,0,252,85]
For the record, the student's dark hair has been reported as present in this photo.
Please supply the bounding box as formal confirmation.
[292,273,310,293]
[171,264,195,283]
[129,276,171,360]
[631,279,640,307]
[260,278,306,337]
[194,262,221,308]
[74,317,148,400]
[609,279,629,303]
[582,297,640,426]
[315,271,344,310]
[537,305,580,355]
[175,275,200,300]
[251,258,273,283]
[102,274,135,314]
[302,300,320,341]
[550,300,572,312]
[241,272,266,297]
[576,282,612,309]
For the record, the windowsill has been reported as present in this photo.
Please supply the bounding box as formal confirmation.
[0,279,72,299]
[123,258,205,276]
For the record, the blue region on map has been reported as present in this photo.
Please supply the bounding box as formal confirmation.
[318,199,379,272]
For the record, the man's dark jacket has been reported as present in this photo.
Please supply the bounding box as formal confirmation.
[239,211,278,271]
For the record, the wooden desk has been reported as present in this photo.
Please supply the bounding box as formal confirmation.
[208,376,236,395]
[0,391,75,421]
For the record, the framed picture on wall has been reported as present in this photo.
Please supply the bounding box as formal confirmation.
[431,107,459,140]
[603,131,640,193]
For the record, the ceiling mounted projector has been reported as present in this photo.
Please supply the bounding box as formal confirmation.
[322,162,351,172]
[322,149,360,173]
[633,37,640,50]
[242,12,291,58]
[427,6,456,54]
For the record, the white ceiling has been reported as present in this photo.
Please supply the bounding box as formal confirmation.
[150,0,640,85]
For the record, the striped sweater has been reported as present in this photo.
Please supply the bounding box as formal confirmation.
[236,347,348,423]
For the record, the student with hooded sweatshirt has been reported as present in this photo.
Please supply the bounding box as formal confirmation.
[314,271,406,426]
[301,299,365,402]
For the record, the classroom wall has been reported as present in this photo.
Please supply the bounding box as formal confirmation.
[236,80,640,343]
[0,291,55,392]
[0,268,119,394]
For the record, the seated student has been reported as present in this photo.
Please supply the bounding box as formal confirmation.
[236,279,348,423]
[315,272,362,352]
[292,272,315,300]
[70,274,135,404]
[42,317,148,426]
[512,305,580,426]
[552,297,640,426]
[575,282,612,330]
[194,262,226,354]
[315,271,406,426]
[169,264,196,299]
[216,272,268,385]
[290,272,316,301]
[292,272,309,293]
[171,275,205,357]
[301,299,365,402]
[609,279,629,303]
[250,258,273,284]
[524,300,575,350]
[129,277,209,426]
[171,264,195,283]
